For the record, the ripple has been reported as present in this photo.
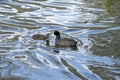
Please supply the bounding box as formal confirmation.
[0,0,120,80]
[0,4,18,13]
[21,4,40,9]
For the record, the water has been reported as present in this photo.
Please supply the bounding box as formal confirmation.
[0,0,120,80]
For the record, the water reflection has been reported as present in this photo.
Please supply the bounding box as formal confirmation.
[89,30,120,59]
[0,56,26,80]
[0,77,26,80]
[0,0,120,80]
[61,58,88,80]
[104,0,120,16]
[89,66,119,80]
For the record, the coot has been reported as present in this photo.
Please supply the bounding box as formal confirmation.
[32,33,50,40]
[54,30,77,47]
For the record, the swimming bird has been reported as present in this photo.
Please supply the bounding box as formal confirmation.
[32,33,51,46]
[54,30,77,47]
[32,33,50,40]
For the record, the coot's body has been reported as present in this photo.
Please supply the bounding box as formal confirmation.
[54,30,77,47]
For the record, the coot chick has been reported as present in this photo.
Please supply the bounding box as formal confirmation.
[54,30,77,47]
[32,33,50,40]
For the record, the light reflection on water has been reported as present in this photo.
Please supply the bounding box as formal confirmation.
[0,0,120,80]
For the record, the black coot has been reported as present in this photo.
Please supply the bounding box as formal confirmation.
[54,30,77,47]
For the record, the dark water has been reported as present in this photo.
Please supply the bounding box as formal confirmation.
[0,0,120,80]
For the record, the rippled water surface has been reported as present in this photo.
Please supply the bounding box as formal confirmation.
[0,0,120,80]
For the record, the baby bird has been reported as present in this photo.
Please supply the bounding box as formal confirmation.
[32,33,50,40]
[32,33,51,46]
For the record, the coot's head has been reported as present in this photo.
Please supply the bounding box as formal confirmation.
[54,30,60,36]
[54,30,61,39]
